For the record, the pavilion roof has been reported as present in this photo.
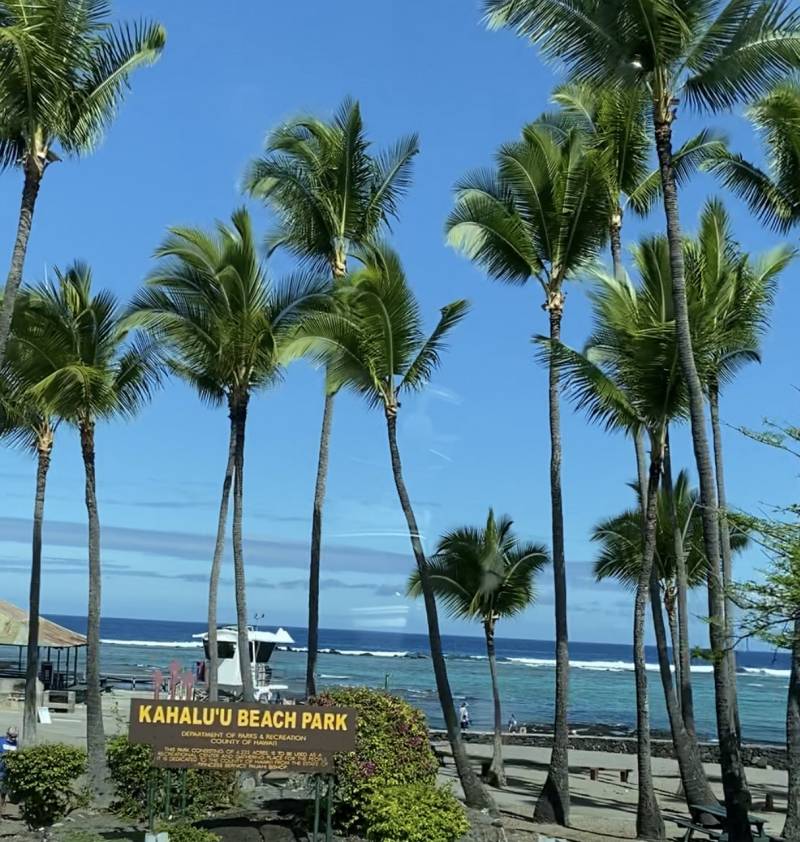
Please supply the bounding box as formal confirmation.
[0,600,86,648]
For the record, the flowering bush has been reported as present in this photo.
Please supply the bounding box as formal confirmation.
[314,687,438,832]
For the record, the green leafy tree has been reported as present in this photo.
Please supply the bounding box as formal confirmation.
[408,510,549,787]
[244,99,418,697]
[22,264,160,792]
[0,0,165,364]
[733,421,800,839]
[304,243,494,811]
[447,121,610,824]
[131,209,330,702]
[482,3,800,833]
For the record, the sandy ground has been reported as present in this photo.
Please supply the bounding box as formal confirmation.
[0,693,788,841]
[433,740,788,841]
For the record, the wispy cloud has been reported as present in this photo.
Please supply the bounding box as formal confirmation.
[0,516,414,575]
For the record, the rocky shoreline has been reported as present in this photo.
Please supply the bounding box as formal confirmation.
[429,727,788,770]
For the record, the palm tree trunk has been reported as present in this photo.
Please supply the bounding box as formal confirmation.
[385,407,495,812]
[654,115,752,841]
[610,207,623,279]
[649,576,718,814]
[306,390,335,699]
[23,429,54,745]
[80,420,108,794]
[230,395,254,701]
[784,617,800,841]
[535,296,570,827]
[634,431,665,841]
[709,380,742,744]
[634,427,649,514]
[664,433,697,736]
[484,616,505,788]
[666,598,682,716]
[0,161,43,365]
[207,416,237,702]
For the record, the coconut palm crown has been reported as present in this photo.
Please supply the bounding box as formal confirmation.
[408,510,549,624]
[244,98,418,277]
[0,0,166,363]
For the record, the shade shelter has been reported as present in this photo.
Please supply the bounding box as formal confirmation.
[0,599,86,689]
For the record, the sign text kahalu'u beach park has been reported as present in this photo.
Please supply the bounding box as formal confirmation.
[128,699,357,771]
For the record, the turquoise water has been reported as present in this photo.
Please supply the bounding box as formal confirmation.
[40,616,789,745]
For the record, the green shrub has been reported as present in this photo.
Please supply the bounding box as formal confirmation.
[314,687,438,832]
[3,743,86,827]
[364,784,470,842]
[157,822,220,842]
[106,735,238,819]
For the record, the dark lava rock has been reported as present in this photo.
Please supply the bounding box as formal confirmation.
[200,816,301,842]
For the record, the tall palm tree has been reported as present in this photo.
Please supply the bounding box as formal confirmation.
[544,237,724,837]
[304,243,494,812]
[0,293,63,746]
[408,510,549,788]
[685,199,793,738]
[131,209,330,702]
[244,100,418,698]
[482,4,800,833]
[22,263,160,793]
[0,0,165,364]
[447,122,610,825]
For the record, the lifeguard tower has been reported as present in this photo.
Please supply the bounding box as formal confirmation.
[193,626,294,700]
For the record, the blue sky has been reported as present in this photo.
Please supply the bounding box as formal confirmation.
[0,1,797,645]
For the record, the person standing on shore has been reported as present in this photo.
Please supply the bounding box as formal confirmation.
[0,727,18,817]
[459,703,470,731]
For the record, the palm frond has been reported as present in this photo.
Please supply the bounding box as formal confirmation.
[627,128,728,217]
[409,508,549,622]
[704,147,798,231]
[400,300,470,394]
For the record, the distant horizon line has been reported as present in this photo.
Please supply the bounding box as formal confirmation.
[44,611,771,653]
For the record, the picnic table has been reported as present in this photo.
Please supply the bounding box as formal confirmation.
[672,803,769,841]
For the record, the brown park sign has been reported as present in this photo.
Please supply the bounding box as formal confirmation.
[128,699,356,772]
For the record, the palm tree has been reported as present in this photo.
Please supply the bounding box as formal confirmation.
[538,83,723,279]
[408,510,549,787]
[304,243,494,812]
[593,470,747,730]
[447,122,610,825]
[0,293,63,745]
[244,100,418,698]
[22,263,160,793]
[130,209,329,702]
[544,237,725,837]
[0,0,165,364]
[482,4,800,833]
[685,199,793,739]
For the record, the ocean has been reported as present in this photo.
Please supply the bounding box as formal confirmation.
[48,615,790,745]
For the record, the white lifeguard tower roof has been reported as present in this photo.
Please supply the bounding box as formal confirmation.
[192,627,294,645]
